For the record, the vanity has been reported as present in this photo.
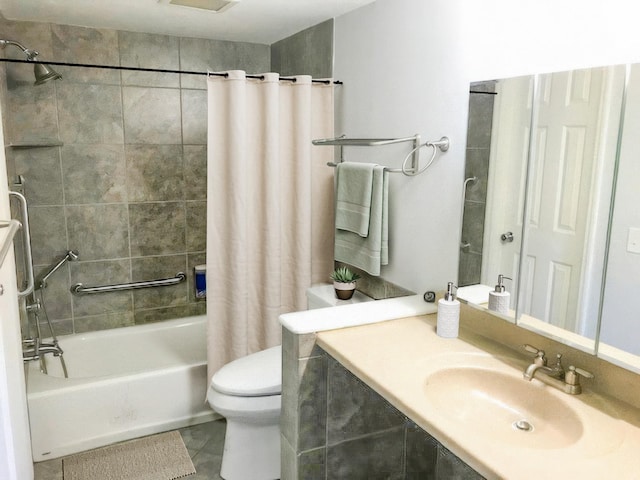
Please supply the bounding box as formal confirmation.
[280,296,640,479]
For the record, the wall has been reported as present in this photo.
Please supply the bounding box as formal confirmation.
[333,0,640,296]
[0,19,271,334]
[600,63,640,354]
[271,20,334,78]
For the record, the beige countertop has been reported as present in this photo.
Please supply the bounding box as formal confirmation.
[316,313,640,480]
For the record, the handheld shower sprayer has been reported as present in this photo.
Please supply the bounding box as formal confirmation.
[38,250,79,289]
[0,38,62,85]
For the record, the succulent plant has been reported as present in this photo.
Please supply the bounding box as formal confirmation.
[330,266,361,283]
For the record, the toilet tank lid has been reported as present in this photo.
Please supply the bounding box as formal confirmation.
[211,345,282,396]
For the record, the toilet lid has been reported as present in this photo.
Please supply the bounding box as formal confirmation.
[211,345,282,397]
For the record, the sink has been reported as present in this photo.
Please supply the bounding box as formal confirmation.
[424,366,584,449]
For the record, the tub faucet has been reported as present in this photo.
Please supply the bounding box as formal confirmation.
[522,344,593,395]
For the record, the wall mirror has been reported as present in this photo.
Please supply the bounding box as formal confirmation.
[458,63,640,372]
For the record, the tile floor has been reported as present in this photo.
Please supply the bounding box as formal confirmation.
[33,419,227,480]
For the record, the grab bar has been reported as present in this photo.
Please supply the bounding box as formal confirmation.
[9,191,35,297]
[71,272,187,296]
[0,219,22,268]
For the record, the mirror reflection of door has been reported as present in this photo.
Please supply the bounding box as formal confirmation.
[520,67,623,337]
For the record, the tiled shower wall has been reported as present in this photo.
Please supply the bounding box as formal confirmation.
[458,81,496,287]
[0,18,278,334]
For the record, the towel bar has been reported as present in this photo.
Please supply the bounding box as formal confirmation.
[71,272,186,295]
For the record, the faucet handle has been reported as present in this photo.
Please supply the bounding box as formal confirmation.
[565,366,594,386]
[522,344,547,365]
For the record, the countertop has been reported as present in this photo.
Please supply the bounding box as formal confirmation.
[315,313,640,480]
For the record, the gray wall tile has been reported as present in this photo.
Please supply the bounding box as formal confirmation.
[181,89,207,144]
[131,254,188,309]
[62,144,127,204]
[119,31,180,88]
[13,147,62,205]
[57,84,124,144]
[326,428,405,480]
[70,259,132,317]
[327,355,405,444]
[125,144,184,202]
[4,83,58,144]
[74,311,135,333]
[51,25,120,85]
[186,201,206,252]
[271,19,334,78]
[27,206,68,265]
[129,202,186,256]
[122,86,182,144]
[66,204,130,261]
[179,37,270,89]
[183,145,207,200]
[298,355,328,451]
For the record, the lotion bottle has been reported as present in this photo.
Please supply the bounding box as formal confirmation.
[437,282,460,338]
[488,274,511,315]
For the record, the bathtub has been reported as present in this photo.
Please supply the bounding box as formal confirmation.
[26,315,217,461]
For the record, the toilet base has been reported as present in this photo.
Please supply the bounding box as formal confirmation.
[220,419,280,480]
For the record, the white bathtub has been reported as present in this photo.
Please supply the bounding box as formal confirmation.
[26,315,217,461]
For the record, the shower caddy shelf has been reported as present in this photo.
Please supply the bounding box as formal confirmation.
[312,134,450,175]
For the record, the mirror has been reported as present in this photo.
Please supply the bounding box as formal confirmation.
[459,64,629,359]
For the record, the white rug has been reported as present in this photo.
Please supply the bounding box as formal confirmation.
[62,431,196,480]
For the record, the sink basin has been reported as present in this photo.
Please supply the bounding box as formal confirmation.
[424,366,584,449]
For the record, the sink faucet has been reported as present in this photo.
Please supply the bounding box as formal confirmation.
[522,344,593,395]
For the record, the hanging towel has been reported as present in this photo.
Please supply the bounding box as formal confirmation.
[335,162,375,237]
[334,165,388,276]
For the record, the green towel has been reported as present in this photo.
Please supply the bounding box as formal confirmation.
[334,165,388,275]
[335,162,375,237]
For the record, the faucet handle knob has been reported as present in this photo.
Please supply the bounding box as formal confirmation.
[572,366,594,379]
[565,366,594,386]
[523,344,547,366]
[523,344,543,354]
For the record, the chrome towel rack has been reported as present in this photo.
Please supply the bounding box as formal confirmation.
[312,134,450,176]
[71,272,186,296]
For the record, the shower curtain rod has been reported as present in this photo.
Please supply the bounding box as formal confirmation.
[0,58,343,85]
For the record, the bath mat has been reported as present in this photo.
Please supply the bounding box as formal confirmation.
[62,431,196,480]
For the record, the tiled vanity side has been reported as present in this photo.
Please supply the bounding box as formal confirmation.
[281,327,485,480]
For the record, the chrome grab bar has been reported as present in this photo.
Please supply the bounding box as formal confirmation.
[71,272,187,296]
[0,219,22,269]
[9,191,35,297]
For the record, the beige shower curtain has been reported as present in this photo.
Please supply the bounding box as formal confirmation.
[206,71,335,380]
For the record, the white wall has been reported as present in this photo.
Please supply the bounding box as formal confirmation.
[334,0,640,294]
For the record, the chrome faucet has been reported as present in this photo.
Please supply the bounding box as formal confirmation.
[522,344,593,395]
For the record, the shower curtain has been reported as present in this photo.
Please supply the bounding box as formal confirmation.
[206,71,335,379]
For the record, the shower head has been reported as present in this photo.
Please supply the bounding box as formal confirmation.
[0,39,62,85]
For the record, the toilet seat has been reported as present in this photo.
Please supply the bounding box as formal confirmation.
[211,345,281,397]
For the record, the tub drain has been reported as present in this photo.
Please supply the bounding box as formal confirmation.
[513,419,534,432]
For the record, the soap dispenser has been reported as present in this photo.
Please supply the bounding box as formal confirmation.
[488,274,511,315]
[437,282,460,338]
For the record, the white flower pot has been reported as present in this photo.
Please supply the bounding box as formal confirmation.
[333,281,356,300]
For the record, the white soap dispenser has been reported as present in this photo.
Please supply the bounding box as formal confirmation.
[488,274,511,315]
[437,282,460,338]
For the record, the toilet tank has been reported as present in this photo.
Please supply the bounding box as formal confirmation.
[306,284,373,310]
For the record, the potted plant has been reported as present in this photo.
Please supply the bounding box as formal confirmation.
[330,267,361,300]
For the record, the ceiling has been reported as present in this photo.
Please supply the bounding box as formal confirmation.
[0,0,375,45]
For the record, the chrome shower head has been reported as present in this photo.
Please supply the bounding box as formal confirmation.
[0,39,62,85]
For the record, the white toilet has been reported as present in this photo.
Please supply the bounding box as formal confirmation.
[207,284,373,480]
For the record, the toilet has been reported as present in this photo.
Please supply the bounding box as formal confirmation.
[207,284,373,480]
